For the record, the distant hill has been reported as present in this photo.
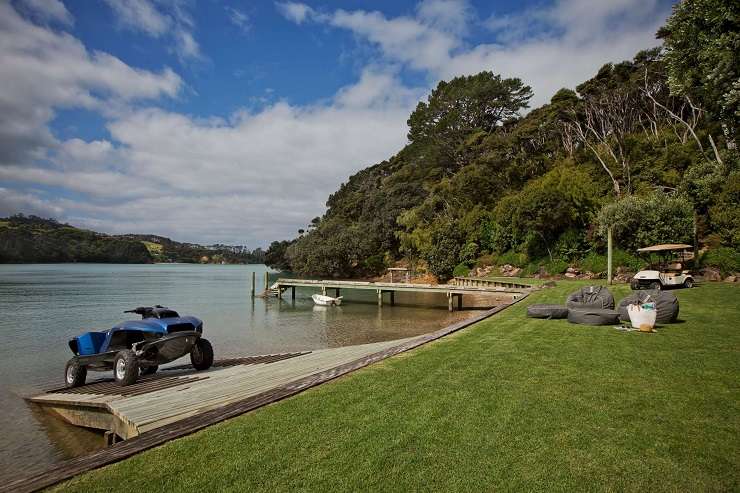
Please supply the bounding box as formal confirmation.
[0,215,264,264]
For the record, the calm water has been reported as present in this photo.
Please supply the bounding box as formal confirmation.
[0,264,502,479]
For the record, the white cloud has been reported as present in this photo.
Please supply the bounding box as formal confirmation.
[103,0,170,36]
[416,0,471,35]
[103,0,202,61]
[15,0,74,27]
[0,2,181,165]
[226,6,250,33]
[300,0,670,107]
[276,2,315,24]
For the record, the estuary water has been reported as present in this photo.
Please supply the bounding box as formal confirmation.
[0,263,500,479]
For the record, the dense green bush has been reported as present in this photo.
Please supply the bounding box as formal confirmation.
[494,250,528,267]
[453,262,471,278]
[701,247,740,274]
[544,259,569,275]
[579,251,608,273]
[597,193,694,252]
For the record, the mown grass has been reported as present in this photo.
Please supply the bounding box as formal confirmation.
[57,281,739,492]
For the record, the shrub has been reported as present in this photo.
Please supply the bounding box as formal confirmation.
[612,249,644,272]
[453,262,471,278]
[495,250,527,267]
[579,251,608,273]
[554,229,588,261]
[701,247,740,274]
[544,258,569,275]
[597,193,694,252]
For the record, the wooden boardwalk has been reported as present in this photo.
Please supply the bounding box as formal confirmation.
[10,296,526,493]
[271,278,531,310]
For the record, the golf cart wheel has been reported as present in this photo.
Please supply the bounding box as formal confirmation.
[649,281,662,291]
[683,278,694,288]
[140,365,158,376]
[64,359,87,388]
[114,350,139,386]
[190,338,214,371]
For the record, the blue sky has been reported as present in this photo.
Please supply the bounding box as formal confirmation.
[0,0,676,247]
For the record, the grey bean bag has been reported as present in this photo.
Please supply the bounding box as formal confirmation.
[567,308,620,326]
[526,304,569,319]
[566,285,615,310]
[617,290,679,324]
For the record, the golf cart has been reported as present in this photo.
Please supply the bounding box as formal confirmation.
[630,244,695,290]
[64,305,214,387]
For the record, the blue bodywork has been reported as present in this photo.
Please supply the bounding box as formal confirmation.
[70,313,203,356]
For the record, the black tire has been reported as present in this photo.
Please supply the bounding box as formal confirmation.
[64,359,87,388]
[649,281,662,291]
[683,278,694,288]
[140,365,158,376]
[114,350,139,386]
[630,280,640,291]
[190,338,214,371]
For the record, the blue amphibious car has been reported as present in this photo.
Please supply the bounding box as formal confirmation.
[65,305,213,387]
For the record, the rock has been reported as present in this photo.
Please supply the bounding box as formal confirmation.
[583,271,596,280]
[564,272,578,278]
[510,267,522,277]
[566,267,580,275]
[700,267,722,282]
[724,275,737,283]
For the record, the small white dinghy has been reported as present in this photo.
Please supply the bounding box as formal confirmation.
[312,294,343,306]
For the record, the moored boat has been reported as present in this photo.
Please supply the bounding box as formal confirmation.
[312,294,343,306]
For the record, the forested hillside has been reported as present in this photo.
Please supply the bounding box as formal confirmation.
[0,216,265,264]
[267,0,739,280]
[0,215,152,263]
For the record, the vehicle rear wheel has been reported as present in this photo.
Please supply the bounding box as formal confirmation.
[140,365,158,376]
[114,350,139,386]
[65,359,87,388]
[190,338,214,371]
[683,278,694,288]
[649,281,662,291]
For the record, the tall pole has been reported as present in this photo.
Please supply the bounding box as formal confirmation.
[264,272,269,292]
[607,227,613,285]
[251,271,255,298]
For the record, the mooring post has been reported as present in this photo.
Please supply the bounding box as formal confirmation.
[377,289,383,307]
[457,293,462,310]
[251,271,256,298]
[335,288,340,297]
[448,292,453,312]
[321,286,326,296]
[291,286,295,300]
[264,272,269,292]
[390,290,395,306]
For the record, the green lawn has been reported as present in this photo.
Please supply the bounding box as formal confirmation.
[57,281,740,492]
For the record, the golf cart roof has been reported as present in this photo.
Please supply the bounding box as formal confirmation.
[637,243,693,253]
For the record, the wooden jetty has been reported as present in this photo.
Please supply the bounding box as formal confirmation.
[268,278,531,311]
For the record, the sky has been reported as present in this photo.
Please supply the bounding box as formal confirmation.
[0,0,677,248]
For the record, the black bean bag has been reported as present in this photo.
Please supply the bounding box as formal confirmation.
[617,290,679,324]
[526,304,569,319]
[567,308,620,326]
[566,285,615,310]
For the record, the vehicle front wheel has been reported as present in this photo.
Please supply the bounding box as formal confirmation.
[649,281,662,291]
[140,365,158,376]
[683,278,694,288]
[190,338,214,371]
[65,359,87,388]
[114,350,139,386]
